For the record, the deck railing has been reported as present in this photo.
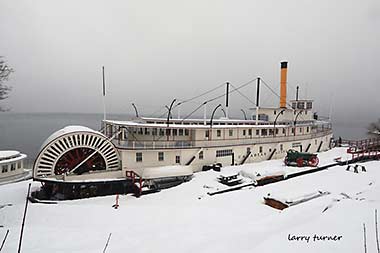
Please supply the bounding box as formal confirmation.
[113,129,333,150]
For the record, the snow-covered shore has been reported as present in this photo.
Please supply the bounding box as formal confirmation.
[1,147,379,252]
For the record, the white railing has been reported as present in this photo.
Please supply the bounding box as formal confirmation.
[113,129,332,150]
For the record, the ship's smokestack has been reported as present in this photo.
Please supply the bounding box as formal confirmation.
[280,61,288,108]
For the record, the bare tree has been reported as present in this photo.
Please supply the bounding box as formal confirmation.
[368,119,380,137]
[0,57,13,111]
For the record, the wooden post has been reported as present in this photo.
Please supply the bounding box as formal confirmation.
[18,183,31,253]
[376,209,379,253]
[0,229,10,252]
[363,223,367,253]
[102,233,112,253]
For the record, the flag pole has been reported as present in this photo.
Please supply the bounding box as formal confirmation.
[102,66,106,121]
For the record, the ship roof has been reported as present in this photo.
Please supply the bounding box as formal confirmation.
[103,118,315,129]
[0,150,27,164]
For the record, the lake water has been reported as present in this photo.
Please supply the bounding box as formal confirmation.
[0,113,370,167]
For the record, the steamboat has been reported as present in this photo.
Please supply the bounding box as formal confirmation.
[32,62,333,199]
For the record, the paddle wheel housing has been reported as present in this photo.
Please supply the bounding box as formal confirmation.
[33,126,120,179]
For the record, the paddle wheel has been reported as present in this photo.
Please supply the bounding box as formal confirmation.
[54,147,106,175]
[34,126,120,179]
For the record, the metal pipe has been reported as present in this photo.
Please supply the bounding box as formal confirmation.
[220,108,227,117]
[273,109,286,137]
[294,110,304,136]
[256,77,260,107]
[241,109,247,120]
[210,104,222,128]
[165,106,172,119]
[131,103,139,118]
[225,82,229,118]
[256,77,260,125]
[166,99,176,127]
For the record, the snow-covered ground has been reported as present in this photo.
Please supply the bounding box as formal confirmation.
[1,147,379,252]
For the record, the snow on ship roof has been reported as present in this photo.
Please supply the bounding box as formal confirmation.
[40,125,102,151]
[0,150,27,165]
[0,150,20,160]
[103,119,318,129]
[140,165,193,179]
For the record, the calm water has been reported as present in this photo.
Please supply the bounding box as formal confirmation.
[0,113,370,167]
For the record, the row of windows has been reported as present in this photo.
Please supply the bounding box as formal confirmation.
[136,152,181,164]
[216,149,233,157]
[1,162,22,173]
[132,128,190,137]
[134,139,322,164]
[205,127,310,138]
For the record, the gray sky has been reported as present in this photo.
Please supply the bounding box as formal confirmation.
[0,0,379,123]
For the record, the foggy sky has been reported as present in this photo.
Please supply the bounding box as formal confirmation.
[0,0,379,124]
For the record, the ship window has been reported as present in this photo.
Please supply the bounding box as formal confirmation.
[2,165,8,173]
[199,151,204,160]
[307,127,310,133]
[243,129,246,136]
[158,152,164,161]
[18,161,22,169]
[291,128,295,134]
[259,146,263,153]
[292,102,297,109]
[306,102,312,109]
[256,129,260,136]
[185,129,189,136]
[297,102,305,109]
[280,144,283,151]
[138,128,143,134]
[159,129,165,136]
[152,128,157,136]
[179,129,184,136]
[247,147,251,153]
[144,128,150,135]
[217,129,221,137]
[216,149,233,157]
[175,156,180,164]
[275,129,279,135]
[205,130,209,138]
[229,130,233,137]
[248,129,252,136]
[299,128,302,133]
[261,129,267,136]
[136,152,143,162]
[283,128,286,134]
[10,163,16,171]
[269,129,274,135]
[274,110,276,115]
[173,129,177,136]
[166,129,171,136]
